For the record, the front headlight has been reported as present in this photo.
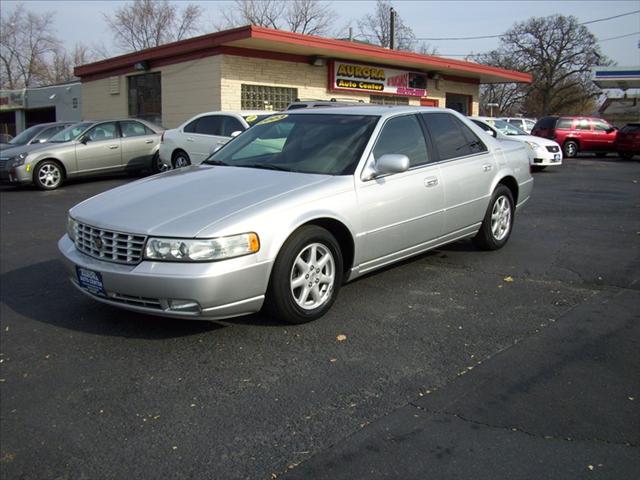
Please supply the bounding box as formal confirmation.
[11,152,28,167]
[67,216,78,241]
[524,140,541,150]
[144,232,260,262]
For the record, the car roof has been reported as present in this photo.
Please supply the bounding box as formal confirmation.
[285,105,455,117]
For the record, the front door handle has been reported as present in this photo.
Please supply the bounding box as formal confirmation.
[483,163,493,172]
[108,145,119,150]
[424,176,439,187]
[186,137,194,142]
[145,139,154,144]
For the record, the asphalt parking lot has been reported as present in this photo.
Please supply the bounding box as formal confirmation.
[1,157,639,479]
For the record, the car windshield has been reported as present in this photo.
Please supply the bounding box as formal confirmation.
[203,113,380,175]
[8,125,44,145]
[48,122,93,143]
[491,119,528,136]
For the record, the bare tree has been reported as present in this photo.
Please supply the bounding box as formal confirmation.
[356,0,416,51]
[499,14,608,116]
[0,4,60,89]
[284,0,336,35]
[103,0,203,52]
[474,50,528,116]
[220,0,336,36]
[44,44,97,85]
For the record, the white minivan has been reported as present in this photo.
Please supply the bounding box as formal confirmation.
[159,111,272,168]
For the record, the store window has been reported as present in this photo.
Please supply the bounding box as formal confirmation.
[370,95,409,105]
[445,93,471,115]
[128,73,161,125]
[241,84,298,111]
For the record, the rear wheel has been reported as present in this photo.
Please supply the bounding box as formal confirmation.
[619,152,633,160]
[264,225,343,324]
[473,185,514,251]
[172,150,190,168]
[563,140,578,158]
[151,153,164,173]
[34,160,64,190]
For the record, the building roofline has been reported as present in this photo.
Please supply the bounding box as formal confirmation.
[75,25,531,84]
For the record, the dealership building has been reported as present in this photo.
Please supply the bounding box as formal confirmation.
[75,25,531,128]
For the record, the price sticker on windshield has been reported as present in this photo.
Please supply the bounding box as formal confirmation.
[257,114,288,125]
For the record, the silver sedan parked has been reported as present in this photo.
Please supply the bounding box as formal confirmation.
[1,119,163,190]
[59,107,533,324]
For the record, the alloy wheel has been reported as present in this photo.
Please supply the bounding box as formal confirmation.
[491,195,511,241]
[289,242,335,310]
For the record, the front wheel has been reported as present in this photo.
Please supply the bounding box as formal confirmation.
[264,225,343,324]
[151,153,165,173]
[473,185,515,251]
[34,161,63,190]
[618,152,633,160]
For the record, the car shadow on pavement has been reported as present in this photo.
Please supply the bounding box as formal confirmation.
[1,259,223,339]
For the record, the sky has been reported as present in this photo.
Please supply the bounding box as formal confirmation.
[3,0,640,66]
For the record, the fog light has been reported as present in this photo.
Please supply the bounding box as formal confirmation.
[167,299,201,313]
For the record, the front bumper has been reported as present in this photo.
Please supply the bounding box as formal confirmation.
[58,235,272,320]
[0,164,31,185]
[531,147,562,166]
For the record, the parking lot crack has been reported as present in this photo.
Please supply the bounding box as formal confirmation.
[407,402,638,449]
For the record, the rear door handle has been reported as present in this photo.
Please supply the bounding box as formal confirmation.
[186,137,194,142]
[108,145,119,150]
[424,176,439,187]
[483,163,493,172]
[144,139,154,144]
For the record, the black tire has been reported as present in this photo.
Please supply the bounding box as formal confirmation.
[473,185,515,251]
[264,225,343,324]
[172,150,191,168]
[563,140,579,158]
[619,152,633,160]
[531,165,547,172]
[150,152,164,173]
[33,160,64,190]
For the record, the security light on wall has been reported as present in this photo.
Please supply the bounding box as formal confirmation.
[134,61,150,71]
[49,94,56,100]
[310,56,327,67]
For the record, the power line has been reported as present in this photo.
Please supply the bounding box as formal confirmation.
[599,31,640,42]
[410,9,640,41]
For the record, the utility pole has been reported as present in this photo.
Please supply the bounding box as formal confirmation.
[389,7,395,49]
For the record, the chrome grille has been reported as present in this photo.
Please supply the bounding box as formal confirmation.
[75,223,146,265]
[0,157,11,168]
[546,145,559,153]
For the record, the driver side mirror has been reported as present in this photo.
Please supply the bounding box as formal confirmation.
[606,127,616,134]
[230,131,242,138]
[79,136,89,145]
[363,154,410,180]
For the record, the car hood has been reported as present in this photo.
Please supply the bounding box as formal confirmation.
[0,143,50,158]
[70,165,331,237]
[510,134,559,147]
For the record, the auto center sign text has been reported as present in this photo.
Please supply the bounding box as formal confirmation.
[331,61,428,97]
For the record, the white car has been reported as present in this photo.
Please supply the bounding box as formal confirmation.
[159,111,273,168]
[471,117,562,171]
[501,117,537,134]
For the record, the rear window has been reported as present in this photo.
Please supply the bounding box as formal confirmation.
[534,117,557,129]
[556,118,574,129]
[620,124,640,133]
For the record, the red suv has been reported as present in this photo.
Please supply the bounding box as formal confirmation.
[616,123,640,160]
[531,116,618,158]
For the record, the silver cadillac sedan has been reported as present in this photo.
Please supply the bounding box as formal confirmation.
[2,119,163,190]
[59,107,533,324]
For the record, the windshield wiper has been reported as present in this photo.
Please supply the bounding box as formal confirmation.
[203,159,229,166]
[239,163,290,172]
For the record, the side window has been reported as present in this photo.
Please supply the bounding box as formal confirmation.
[120,120,150,138]
[221,116,245,137]
[183,119,198,133]
[422,113,475,161]
[195,115,223,135]
[576,119,591,130]
[556,118,573,129]
[86,122,118,142]
[373,115,429,168]
[592,119,611,131]
[455,118,487,153]
[525,120,536,131]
